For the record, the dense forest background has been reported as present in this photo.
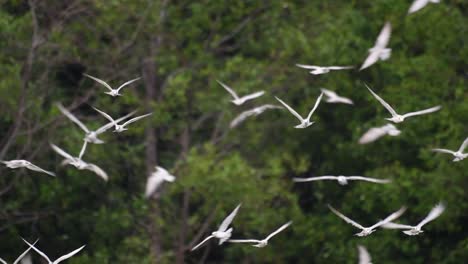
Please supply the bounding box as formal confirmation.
[0,0,467,263]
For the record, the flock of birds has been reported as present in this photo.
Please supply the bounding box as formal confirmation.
[0,0,463,263]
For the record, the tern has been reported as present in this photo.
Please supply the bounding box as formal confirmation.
[229,104,283,128]
[145,166,176,198]
[93,107,151,132]
[432,137,468,162]
[22,238,85,264]
[328,205,406,236]
[50,141,108,181]
[0,239,38,264]
[358,123,401,144]
[275,93,323,128]
[295,64,354,75]
[293,175,390,185]
[191,204,241,251]
[227,221,292,248]
[83,74,140,97]
[217,80,265,105]
[357,245,372,264]
[360,22,392,70]
[1,160,55,177]
[408,0,440,14]
[320,88,353,105]
[366,85,441,123]
[382,203,446,235]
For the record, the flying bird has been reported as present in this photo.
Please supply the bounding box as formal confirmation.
[275,93,323,128]
[408,0,440,14]
[382,203,446,235]
[93,107,151,132]
[191,204,241,251]
[217,80,265,105]
[293,175,390,185]
[229,104,283,128]
[1,160,55,177]
[357,245,372,264]
[0,239,38,264]
[83,74,140,97]
[432,137,468,162]
[145,166,176,198]
[227,221,292,248]
[360,22,392,70]
[358,123,401,144]
[320,88,353,105]
[22,238,85,264]
[366,85,441,123]
[50,142,108,181]
[328,205,406,236]
[295,64,354,75]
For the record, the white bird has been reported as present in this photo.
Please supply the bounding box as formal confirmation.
[320,88,354,105]
[50,142,108,181]
[382,203,446,235]
[93,107,151,132]
[217,80,265,105]
[360,22,392,70]
[295,64,354,75]
[432,137,468,162]
[0,239,38,264]
[22,238,85,264]
[19,254,31,264]
[357,245,372,264]
[293,175,391,185]
[1,160,55,177]
[366,85,441,123]
[275,93,324,128]
[229,104,283,128]
[358,123,401,144]
[227,221,292,248]
[328,205,406,236]
[145,166,176,198]
[84,74,140,97]
[408,0,440,14]
[191,204,241,251]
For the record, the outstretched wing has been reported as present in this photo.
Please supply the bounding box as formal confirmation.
[265,221,292,241]
[56,103,90,133]
[145,173,164,198]
[346,176,391,184]
[230,110,256,128]
[402,106,441,119]
[78,141,88,160]
[26,163,56,177]
[458,137,468,153]
[84,163,109,181]
[239,91,265,102]
[218,204,241,232]
[50,143,75,160]
[306,93,324,121]
[431,148,455,155]
[93,107,115,123]
[365,84,398,117]
[292,176,338,182]
[295,64,320,70]
[357,245,372,264]
[217,80,239,100]
[83,74,113,91]
[359,51,380,71]
[191,236,214,251]
[275,97,304,122]
[21,238,51,263]
[375,22,391,48]
[381,222,414,229]
[358,127,386,144]
[54,245,86,264]
[320,88,337,98]
[408,0,430,14]
[116,77,141,92]
[122,113,153,127]
[95,110,138,134]
[327,66,354,70]
[13,239,38,264]
[417,203,445,228]
[328,205,365,230]
[370,207,406,229]
[227,239,260,244]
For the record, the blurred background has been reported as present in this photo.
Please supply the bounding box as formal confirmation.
[0,0,467,263]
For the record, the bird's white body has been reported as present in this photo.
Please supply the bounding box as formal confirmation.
[217,80,265,106]
[359,123,401,144]
[357,245,372,264]
[145,166,176,198]
[320,88,353,105]
[328,205,406,237]
[275,93,323,129]
[293,175,391,185]
[84,74,141,97]
[1,160,55,177]
[360,22,392,70]
[365,85,441,123]
[295,64,354,75]
[408,0,440,14]
[432,137,468,162]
